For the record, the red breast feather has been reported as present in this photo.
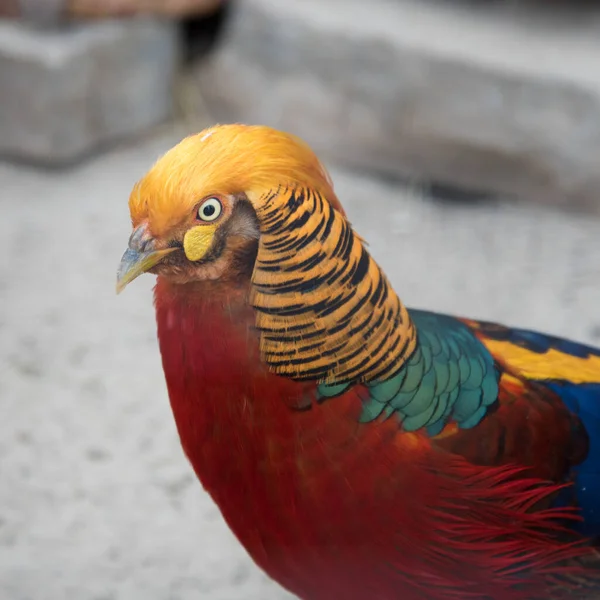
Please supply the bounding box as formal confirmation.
[155,278,592,600]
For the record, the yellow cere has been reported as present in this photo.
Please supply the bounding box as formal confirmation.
[183,224,218,262]
[484,340,600,384]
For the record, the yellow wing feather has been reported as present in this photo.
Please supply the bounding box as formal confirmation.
[481,340,600,384]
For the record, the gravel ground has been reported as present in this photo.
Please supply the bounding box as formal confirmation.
[2,130,600,600]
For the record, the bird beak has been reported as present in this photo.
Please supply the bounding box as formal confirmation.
[116,224,177,294]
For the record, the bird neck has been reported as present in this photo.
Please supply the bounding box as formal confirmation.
[153,269,418,496]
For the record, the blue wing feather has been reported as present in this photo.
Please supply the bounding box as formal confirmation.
[548,382,600,536]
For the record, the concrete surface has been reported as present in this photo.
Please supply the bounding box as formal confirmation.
[0,19,178,166]
[196,0,600,212]
[2,130,600,600]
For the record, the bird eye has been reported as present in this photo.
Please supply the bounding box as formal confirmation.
[197,198,222,222]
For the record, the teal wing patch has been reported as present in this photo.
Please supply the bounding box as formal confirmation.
[318,310,500,436]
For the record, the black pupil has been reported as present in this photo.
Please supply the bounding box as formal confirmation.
[202,203,216,217]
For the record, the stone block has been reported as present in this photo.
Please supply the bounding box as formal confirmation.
[0,18,179,165]
[195,0,600,211]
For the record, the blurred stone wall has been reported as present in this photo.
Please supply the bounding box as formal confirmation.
[0,19,178,166]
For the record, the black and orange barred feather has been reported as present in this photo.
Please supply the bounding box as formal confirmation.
[251,184,416,383]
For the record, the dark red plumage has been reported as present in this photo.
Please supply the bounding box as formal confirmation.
[154,277,595,600]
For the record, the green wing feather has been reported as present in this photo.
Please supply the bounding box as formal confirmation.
[318,310,500,436]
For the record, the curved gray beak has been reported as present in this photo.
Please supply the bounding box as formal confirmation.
[116,224,176,294]
[116,247,176,294]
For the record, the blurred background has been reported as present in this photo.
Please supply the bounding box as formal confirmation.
[2,0,600,598]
